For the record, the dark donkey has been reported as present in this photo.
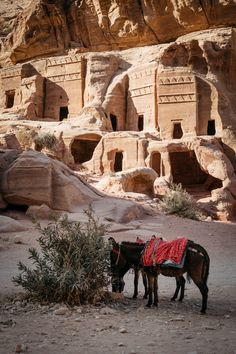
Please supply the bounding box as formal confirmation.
[110,238,210,313]
[109,237,148,299]
[109,238,186,302]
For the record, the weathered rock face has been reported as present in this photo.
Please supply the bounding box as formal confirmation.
[1,150,102,211]
[1,0,236,65]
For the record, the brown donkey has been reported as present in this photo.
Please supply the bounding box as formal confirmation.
[144,240,210,313]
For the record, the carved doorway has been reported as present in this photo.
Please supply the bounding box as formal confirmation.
[60,106,68,121]
[110,114,117,131]
[5,90,15,108]
[114,151,123,172]
[173,122,183,139]
[71,134,101,164]
[138,115,144,131]
[151,152,161,176]
[207,120,215,135]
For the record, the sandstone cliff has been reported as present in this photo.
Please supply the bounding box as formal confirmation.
[0,0,236,65]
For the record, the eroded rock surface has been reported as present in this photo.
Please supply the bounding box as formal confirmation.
[1,0,236,64]
[1,150,102,211]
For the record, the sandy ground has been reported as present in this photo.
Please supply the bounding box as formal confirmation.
[0,207,236,354]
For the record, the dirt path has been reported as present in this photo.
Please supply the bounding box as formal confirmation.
[0,212,236,354]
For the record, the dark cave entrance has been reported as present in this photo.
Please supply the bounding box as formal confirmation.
[151,152,161,176]
[207,120,216,136]
[114,151,123,172]
[169,150,222,192]
[5,90,15,108]
[173,122,183,139]
[138,115,144,131]
[110,114,117,131]
[59,106,69,121]
[71,135,101,164]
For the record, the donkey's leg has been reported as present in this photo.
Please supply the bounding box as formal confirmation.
[118,278,125,293]
[178,276,186,302]
[198,282,209,314]
[133,268,139,299]
[191,276,209,314]
[171,278,181,301]
[142,270,148,299]
[153,275,158,306]
[146,273,154,307]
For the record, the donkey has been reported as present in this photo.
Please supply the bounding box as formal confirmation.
[109,237,186,302]
[109,237,148,299]
[109,238,210,313]
[144,239,210,313]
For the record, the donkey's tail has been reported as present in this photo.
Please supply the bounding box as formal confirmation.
[188,240,210,284]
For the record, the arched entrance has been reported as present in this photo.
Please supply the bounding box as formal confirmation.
[71,134,101,164]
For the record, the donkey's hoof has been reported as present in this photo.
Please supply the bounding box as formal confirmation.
[146,303,152,308]
[153,301,158,307]
[200,310,206,314]
[178,298,183,303]
[171,297,176,302]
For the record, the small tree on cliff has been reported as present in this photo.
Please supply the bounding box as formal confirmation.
[13,207,110,305]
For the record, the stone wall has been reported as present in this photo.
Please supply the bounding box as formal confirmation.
[127,63,157,132]
[0,55,85,121]
[0,66,22,111]
[45,55,85,120]
[158,71,197,139]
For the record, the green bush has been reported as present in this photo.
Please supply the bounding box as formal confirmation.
[13,208,110,305]
[33,132,57,151]
[158,183,202,220]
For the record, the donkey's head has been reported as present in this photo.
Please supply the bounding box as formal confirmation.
[108,237,127,293]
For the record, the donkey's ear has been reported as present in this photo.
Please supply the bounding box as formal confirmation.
[108,237,117,247]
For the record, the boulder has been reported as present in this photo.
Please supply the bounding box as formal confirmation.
[211,188,235,221]
[0,215,27,233]
[153,177,171,197]
[26,204,62,220]
[1,150,102,212]
[96,167,157,197]
[92,199,145,224]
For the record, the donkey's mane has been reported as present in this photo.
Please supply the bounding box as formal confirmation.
[121,241,145,246]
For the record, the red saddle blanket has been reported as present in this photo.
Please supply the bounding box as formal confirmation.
[143,237,188,267]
